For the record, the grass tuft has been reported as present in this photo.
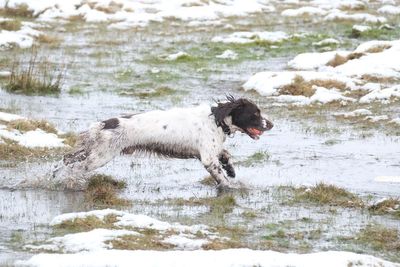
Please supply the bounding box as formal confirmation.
[356,224,400,251]
[239,151,270,167]
[0,138,58,161]
[85,174,130,207]
[0,4,33,18]
[280,75,315,97]
[368,198,400,217]
[327,52,363,67]
[53,214,118,233]
[7,119,57,134]
[294,183,364,208]
[0,19,21,31]
[5,49,64,95]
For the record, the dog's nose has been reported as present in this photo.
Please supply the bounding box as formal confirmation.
[263,118,274,130]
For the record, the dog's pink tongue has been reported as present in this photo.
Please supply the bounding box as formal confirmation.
[248,128,263,136]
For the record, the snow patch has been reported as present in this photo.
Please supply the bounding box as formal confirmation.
[216,50,238,60]
[25,229,139,253]
[17,249,400,267]
[212,31,289,44]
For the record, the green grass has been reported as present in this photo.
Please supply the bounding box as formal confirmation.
[293,183,364,208]
[5,51,64,95]
[238,151,270,167]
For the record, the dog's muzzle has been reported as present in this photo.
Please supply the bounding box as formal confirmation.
[262,118,274,131]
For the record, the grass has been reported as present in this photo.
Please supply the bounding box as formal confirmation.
[238,151,270,167]
[37,34,62,46]
[53,214,119,233]
[368,198,400,218]
[5,49,64,95]
[84,174,131,207]
[59,132,77,147]
[279,75,347,97]
[0,138,59,161]
[107,233,174,251]
[166,194,237,214]
[0,19,21,31]
[7,119,57,134]
[356,224,400,251]
[0,3,33,18]
[326,52,363,67]
[293,183,364,208]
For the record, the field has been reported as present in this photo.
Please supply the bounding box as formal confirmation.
[0,0,399,266]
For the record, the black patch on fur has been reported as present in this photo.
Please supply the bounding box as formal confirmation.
[163,125,168,130]
[102,118,119,130]
[219,153,235,178]
[63,149,89,165]
[121,143,200,159]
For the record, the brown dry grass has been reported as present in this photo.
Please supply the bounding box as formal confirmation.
[7,119,57,134]
[368,198,400,217]
[53,214,119,233]
[0,19,21,31]
[280,76,316,97]
[85,174,131,207]
[327,52,364,67]
[37,34,62,46]
[364,44,391,53]
[279,76,348,97]
[0,138,53,161]
[356,224,400,251]
[0,4,33,18]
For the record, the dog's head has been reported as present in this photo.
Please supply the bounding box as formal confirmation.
[211,95,273,140]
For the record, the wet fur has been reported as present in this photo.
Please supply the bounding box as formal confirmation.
[52,97,273,190]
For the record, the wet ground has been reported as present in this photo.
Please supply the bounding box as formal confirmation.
[0,8,400,266]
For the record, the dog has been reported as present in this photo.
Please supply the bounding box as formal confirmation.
[52,96,273,190]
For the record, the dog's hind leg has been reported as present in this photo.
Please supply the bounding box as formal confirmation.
[219,149,235,178]
[52,123,125,189]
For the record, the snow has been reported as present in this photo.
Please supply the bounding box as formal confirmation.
[162,234,208,250]
[365,115,389,122]
[312,38,340,47]
[352,25,371,33]
[212,31,289,44]
[242,71,356,96]
[324,10,387,23]
[375,176,400,183]
[334,109,372,118]
[359,85,400,103]
[51,209,210,234]
[281,7,327,17]
[288,51,349,70]
[310,87,355,104]
[165,51,189,61]
[0,112,66,148]
[216,50,238,60]
[16,249,400,267]
[0,111,24,122]
[25,229,139,253]
[0,29,34,49]
[245,38,400,104]
[390,118,400,125]
[0,128,66,148]
[378,5,400,15]
[1,0,272,24]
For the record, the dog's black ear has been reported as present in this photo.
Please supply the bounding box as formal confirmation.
[211,96,242,130]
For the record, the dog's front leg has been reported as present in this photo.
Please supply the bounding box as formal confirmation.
[219,149,235,178]
[201,154,230,188]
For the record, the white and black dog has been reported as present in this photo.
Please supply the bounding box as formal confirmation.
[52,96,273,190]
